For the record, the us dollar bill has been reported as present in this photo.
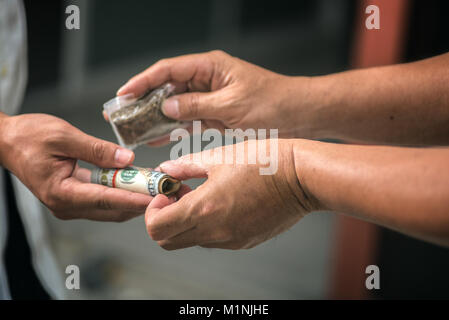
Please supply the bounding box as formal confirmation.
[91,166,181,197]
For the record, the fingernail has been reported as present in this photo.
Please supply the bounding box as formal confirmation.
[117,83,129,96]
[114,148,134,166]
[162,98,179,118]
[158,161,172,171]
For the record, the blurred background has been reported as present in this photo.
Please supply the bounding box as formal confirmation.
[19,0,449,299]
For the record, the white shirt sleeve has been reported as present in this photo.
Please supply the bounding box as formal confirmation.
[0,0,28,116]
[0,0,65,300]
[0,0,28,300]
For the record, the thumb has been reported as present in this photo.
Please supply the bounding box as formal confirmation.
[145,194,176,237]
[162,91,222,121]
[66,132,134,168]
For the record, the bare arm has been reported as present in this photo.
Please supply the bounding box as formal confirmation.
[118,51,449,146]
[293,140,449,246]
[116,51,449,249]
[305,53,449,145]
[143,139,449,250]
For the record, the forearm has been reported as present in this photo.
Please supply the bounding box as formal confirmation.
[293,53,449,145]
[291,139,449,246]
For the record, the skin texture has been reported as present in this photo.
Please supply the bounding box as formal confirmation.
[118,51,449,145]
[117,50,449,248]
[116,50,314,141]
[147,140,315,250]
[293,140,449,247]
[148,140,449,249]
[0,113,152,221]
[309,53,449,145]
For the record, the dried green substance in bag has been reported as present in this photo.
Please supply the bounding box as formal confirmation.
[109,84,182,146]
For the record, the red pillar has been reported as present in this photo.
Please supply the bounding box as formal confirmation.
[329,0,411,300]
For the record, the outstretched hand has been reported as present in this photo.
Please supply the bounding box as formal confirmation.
[145,140,317,250]
[0,113,152,221]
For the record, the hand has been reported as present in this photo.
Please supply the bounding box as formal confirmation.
[0,113,152,221]
[144,140,319,250]
[114,50,314,145]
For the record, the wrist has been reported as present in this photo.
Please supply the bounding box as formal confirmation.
[278,139,321,214]
[279,75,335,140]
[289,139,326,212]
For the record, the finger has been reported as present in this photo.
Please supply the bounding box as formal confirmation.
[76,208,143,222]
[161,91,226,121]
[64,130,134,168]
[147,193,176,210]
[176,184,192,199]
[200,242,241,250]
[145,193,198,241]
[103,110,109,122]
[72,167,91,183]
[60,177,152,214]
[117,52,216,97]
[159,220,234,250]
[159,156,208,181]
[157,227,203,250]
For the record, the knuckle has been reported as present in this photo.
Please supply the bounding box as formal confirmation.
[42,187,63,212]
[95,195,113,211]
[51,210,71,221]
[44,126,68,148]
[209,50,228,59]
[243,242,257,250]
[112,210,134,223]
[148,229,162,241]
[158,241,176,251]
[42,184,72,220]
[184,94,200,118]
[91,188,113,211]
[114,214,131,223]
[220,225,235,242]
[220,219,244,243]
[155,58,169,69]
[146,218,163,241]
[210,229,228,243]
[198,201,216,217]
[227,241,245,250]
[91,141,107,162]
[185,201,202,224]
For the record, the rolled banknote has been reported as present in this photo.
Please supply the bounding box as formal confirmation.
[91,166,181,197]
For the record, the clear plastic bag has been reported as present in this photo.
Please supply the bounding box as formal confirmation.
[103,83,188,149]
